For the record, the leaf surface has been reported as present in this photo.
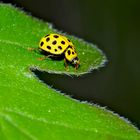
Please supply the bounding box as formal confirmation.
[0,4,140,140]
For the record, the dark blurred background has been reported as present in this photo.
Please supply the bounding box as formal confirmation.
[2,0,140,128]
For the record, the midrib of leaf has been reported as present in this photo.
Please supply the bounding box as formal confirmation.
[0,113,36,140]
[0,39,99,56]
[0,39,30,48]
[0,109,131,140]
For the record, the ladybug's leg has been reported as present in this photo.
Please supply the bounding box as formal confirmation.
[75,64,78,71]
[38,55,53,61]
[64,58,69,71]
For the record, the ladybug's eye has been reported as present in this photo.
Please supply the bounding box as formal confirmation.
[72,57,79,64]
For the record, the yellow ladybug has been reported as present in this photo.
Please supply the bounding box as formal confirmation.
[38,33,80,70]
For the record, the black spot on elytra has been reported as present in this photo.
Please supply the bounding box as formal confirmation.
[68,50,71,55]
[55,49,57,52]
[47,46,51,50]
[46,37,50,42]
[45,34,50,37]
[58,46,62,50]
[67,39,71,42]
[53,35,59,38]
[72,51,75,55]
[52,40,57,45]
[40,42,44,46]
[61,41,65,45]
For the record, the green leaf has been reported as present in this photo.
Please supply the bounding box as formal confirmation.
[0,3,140,140]
[0,3,106,75]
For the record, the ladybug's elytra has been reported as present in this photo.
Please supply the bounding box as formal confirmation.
[30,33,80,70]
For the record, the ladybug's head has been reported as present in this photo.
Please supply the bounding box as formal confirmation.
[72,57,80,69]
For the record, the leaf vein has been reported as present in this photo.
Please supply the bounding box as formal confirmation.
[0,112,37,140]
